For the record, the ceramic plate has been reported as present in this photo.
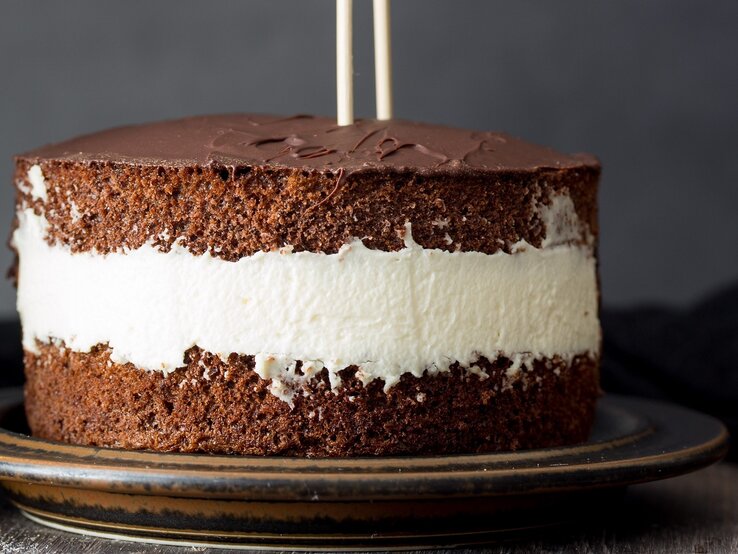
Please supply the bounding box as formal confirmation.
[0,388,728,550]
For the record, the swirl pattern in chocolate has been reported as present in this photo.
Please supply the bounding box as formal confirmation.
[20,114,598,174]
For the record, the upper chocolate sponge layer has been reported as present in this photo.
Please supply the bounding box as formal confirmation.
[20,114,598,174]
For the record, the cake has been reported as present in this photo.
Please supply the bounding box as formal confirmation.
[10,114,601,457]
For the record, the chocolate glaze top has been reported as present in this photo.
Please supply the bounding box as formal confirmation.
[19,114,599,174]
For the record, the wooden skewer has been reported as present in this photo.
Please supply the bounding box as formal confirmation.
[373,0,393,120]
[336,0,354,126]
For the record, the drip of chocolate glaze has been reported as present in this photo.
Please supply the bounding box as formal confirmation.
[19,114,599,174]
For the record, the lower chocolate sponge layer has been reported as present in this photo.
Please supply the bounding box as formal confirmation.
[24,345,599,457]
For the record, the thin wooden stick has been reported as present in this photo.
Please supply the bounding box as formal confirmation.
[336,0,354,126]
[373,0,393,120]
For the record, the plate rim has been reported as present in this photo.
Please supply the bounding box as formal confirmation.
[0,390,729,501]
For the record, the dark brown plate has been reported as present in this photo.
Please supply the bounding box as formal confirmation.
[0,388,728,550]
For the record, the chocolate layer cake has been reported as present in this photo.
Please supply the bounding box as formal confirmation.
[11,114,601,456]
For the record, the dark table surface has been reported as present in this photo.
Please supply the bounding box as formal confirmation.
[0,461,735,553]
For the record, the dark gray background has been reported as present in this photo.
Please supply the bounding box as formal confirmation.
[1,0,736,318]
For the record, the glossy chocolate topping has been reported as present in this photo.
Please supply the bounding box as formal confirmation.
[20,114,598,174]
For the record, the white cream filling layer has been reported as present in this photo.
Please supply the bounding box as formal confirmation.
[14,166,600,402]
